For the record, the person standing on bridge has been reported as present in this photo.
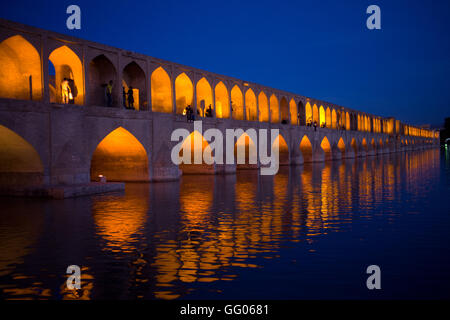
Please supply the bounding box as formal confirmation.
[313,121,317,131]
[127,87,134,109]
[106,80,113,107]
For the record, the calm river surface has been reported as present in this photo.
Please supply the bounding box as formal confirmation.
[1,149,450,299]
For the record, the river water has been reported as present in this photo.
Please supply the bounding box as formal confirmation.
[1,149,449,299]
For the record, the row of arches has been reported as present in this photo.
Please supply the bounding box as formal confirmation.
[0,122,435,188]
[0,34,437,138]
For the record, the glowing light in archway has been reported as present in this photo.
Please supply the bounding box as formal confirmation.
[273,134,289,165]
[215,81,229,118]
[320,136,332,161]
[258,92,269,122]
[270,94,279,123]
[175,73,193,114]
[151,66,172,113]
[245,88,257,121]
[300,135,313,162]
[231,85,244,120]
[196,77,213,117]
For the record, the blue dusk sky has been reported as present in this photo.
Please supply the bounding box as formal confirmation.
[1,0,449,126]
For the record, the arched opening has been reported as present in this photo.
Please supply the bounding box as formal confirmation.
[122,61,146,110]
[312,104,319,125]
[0,125,44,186]
[231,85,244,120]
[289,99,297,125]
[319,105,326,127]
[345,112,351,130]
[245,88,257,121]
[151,66,172,113]
[270,94,279,123]
[273,134,289,165]
[215,81,229,118]
[88,54,117,107]
[175,73,193,115]
[235,132,257,169]
[331,109,337,129]
[91,127,149,181]
[325,107,331,128]
[300,135,313,162]
[338,137,346,157]
[320,136,332,161]
[280,97,289,124]
[196,77,213,117]
[258,91,269,122]
[0,35,42,101]
[49,45,84,105]
[179,130,214,174]
[351,138,358,156]
[361,138,368,152]
[379,138,383,149]
[298,101,305,126]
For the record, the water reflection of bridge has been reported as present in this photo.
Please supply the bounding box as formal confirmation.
[0,19,440,197]
[0,149,441,299]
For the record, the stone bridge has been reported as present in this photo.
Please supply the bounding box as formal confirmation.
[0,19,439,196]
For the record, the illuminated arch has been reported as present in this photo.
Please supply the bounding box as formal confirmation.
[325,107,331,128]
[371,138,376,151]
[351,138,358,156]
[270,94,279,123]
[346,112,350,130]
[319,105,326,127]
[289,99,297,125]
[338,137,346,157]
[179,130,214,174]
[331,109,337,129]
[151,66,172,113]
[280,97,289,123]
[273,134,289,165]
[91,127,149,181]
[175,73,193,114]
[361,138,368,151]
[215,81,229,118]
[231,85,244,120]
[320,136,332,161]
[305,102,312,125]
[123,61,147,110]
[379,138,383,149]
[235,132,257,169]
[0,35,42,101]
[312,104,319,124]
[89,54,117,107]
[196,77,213,117]
[245,88,257,121]
[49,45,84,104]
[258,91,269,122]
[300,135,313,162]
[0,125,44,186]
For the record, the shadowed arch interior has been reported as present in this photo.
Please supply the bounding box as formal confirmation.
[151,66,172,113]
[0,35,42,101]
[91,127,149,181]
[122,61,147,110]
[89,54,117,107]
[280,97,289,123]
[0,125,44,186]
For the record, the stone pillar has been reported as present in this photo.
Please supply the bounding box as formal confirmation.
[192,73,197,117]
[243,86,247,121]
[146,61,152,112]
[228,84,232,119]
[42,33,50,104]
[171,68,177,114]
[212,79,216,118]
[117,52,123,108]
[256,91,260,122]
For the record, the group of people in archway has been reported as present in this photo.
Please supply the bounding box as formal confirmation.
[98,80,136,109]
[184,104,213,122]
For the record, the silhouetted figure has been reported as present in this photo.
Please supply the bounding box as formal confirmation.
[313,121,317,131]
[123,87,127,108]
[106,80,113,107]
[61,78,71,104]
[205,104,212,117]
[127,87,134,109]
